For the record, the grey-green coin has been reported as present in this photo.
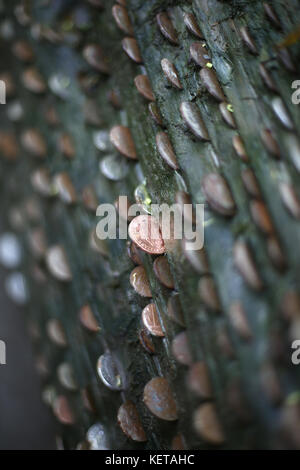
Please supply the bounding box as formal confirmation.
[99,154,129,181]
[97,352,123,390]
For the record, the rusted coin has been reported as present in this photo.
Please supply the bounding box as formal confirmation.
[143,377,178,421]
[142,303,164,337]
[117,401,147,442]
[128,215,165,255]
[130,265,152,297]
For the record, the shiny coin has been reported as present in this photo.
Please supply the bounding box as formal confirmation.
[130,265,152,297]
[99,154,129,181]
[183,13,203,38]
[142,303,164,337]
[128,215,165,254]
[161,58,182,89]
[97,351,123,390]
[86,423,110,450]
[200,68,225,101]
[156,12,178,45]
[139,327,155,354]
[180,101,209,141]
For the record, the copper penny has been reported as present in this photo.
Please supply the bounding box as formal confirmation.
[53,396,75,425]
[130,265,152,297]
[139,327,155,354]
[153,256,174,289]
[117,401,147,442]
[128,215,165,255]
[79,304,100,332]
[127,241,143,265]
[142,303,164,337]
[171,331,193,365]
[143,377,178,421]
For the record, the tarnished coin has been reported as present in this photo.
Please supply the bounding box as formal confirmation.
[153,256,174,289]
[171,331,193,366]
[143,377,178,421]
[97,351,123,390]
[117,401,147,442]
[142,303,164,337]
[128,215,165,254]
[139,327,155,354]
[99,154,129,181]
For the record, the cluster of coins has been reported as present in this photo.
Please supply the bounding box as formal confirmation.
[0,0,300,450]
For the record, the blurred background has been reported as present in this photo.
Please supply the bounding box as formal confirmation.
[0,262,55,450]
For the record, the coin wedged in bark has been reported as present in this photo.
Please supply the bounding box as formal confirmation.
[202,173,236,216]
[143,377,178,421]
[128,215,165,254]
[118,401,147,442]
[130,265,152,297]
[142,303,164,337]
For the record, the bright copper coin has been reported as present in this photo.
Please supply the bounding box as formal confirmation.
[130,265,152,297]
[128,215,165,255]
[142,303,164,337]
